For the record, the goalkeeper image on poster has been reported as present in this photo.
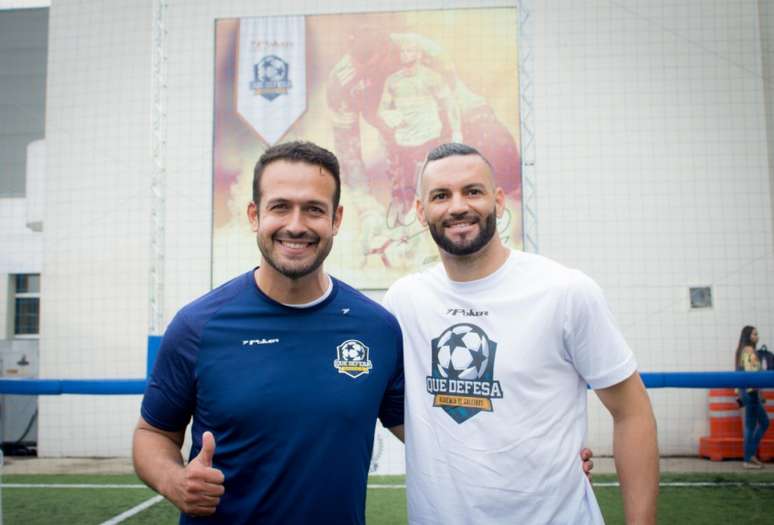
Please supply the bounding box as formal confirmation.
[377,35,462,223]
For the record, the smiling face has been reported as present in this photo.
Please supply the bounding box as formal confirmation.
[247,160,342,282]
[417,154,504,257]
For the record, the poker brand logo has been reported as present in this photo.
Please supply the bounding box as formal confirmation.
[446,307,489,317]
[250,54,292,101]
[334,339,373,379]
[427,323,503,423]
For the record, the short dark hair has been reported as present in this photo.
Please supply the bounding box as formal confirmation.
[252,141,341,209]
[420,142,494,177]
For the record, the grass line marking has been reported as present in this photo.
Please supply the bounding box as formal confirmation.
[3,482,774,491]
[98,494,164,525]
[1,484,148,489]
[595,482,774,488]
[370,482,774,489]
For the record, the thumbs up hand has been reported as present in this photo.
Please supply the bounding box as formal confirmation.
[168,431,225,516]
[194,431,217,468]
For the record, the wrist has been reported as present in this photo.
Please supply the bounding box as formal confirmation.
[158,463,185,502]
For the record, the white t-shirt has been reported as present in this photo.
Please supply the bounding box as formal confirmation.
[383,250,637,525]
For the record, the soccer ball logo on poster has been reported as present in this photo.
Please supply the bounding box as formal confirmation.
[250,54,292,101]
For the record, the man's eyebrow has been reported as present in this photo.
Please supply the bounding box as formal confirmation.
[304,199,330,209]
[264,197,330,209]
[428,183,486,193]
[264,197,288,206]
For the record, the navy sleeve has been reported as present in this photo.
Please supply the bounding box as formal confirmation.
[378,317,405,429]
[141,309,198,431]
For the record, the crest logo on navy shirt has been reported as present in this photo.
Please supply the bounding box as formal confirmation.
[334,339,373,379]
[426,323,503,423]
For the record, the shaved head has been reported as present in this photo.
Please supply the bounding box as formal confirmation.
[418,143,496,198]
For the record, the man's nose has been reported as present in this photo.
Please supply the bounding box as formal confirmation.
[448,192,469,215]
[285,208,306,234]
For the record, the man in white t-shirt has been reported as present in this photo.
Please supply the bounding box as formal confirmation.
[383,143,659,524]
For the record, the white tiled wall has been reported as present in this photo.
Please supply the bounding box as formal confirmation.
[759,0,774,249]
[35,0,774,461]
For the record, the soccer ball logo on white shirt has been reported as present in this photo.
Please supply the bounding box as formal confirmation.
[427,323,502,423]
[436,324,490,381]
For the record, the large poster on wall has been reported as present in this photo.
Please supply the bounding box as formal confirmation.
[212,8,521,289]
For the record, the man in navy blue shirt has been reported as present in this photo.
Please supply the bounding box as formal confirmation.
[133,141,405,524]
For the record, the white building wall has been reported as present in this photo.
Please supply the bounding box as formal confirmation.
[535,0,773,455]
[25,139,46,231]
[0,198,43,338]
[38,0,154,456]
[38,0,774,459]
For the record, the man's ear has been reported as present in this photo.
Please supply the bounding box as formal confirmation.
[495,187,506,218]
[247,201,259,232]
[332,205,344,235]
[415,198,428,227]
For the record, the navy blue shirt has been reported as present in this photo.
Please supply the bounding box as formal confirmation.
[141,270,404,524]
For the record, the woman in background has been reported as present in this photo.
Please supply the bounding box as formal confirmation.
[735,325,770,469]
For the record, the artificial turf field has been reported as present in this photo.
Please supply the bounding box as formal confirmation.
[2,473,773,524]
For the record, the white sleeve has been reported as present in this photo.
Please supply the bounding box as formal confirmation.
[382,282,399,315]
[562,271,637,389]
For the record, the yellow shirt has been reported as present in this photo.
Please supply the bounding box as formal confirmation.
[740,349,761,394]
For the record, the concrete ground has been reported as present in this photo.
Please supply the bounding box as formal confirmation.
[1,456,773,476]
[2,456,135,475]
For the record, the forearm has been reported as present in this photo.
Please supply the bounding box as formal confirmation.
[388,424,405,442]
[613,412,659,525]
[132,423,186,499]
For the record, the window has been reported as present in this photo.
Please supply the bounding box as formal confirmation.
[689,286,712,309]
[13,274,40,337]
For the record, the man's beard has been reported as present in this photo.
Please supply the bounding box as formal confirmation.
[428,209,498,256]
[257,233,332,280]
